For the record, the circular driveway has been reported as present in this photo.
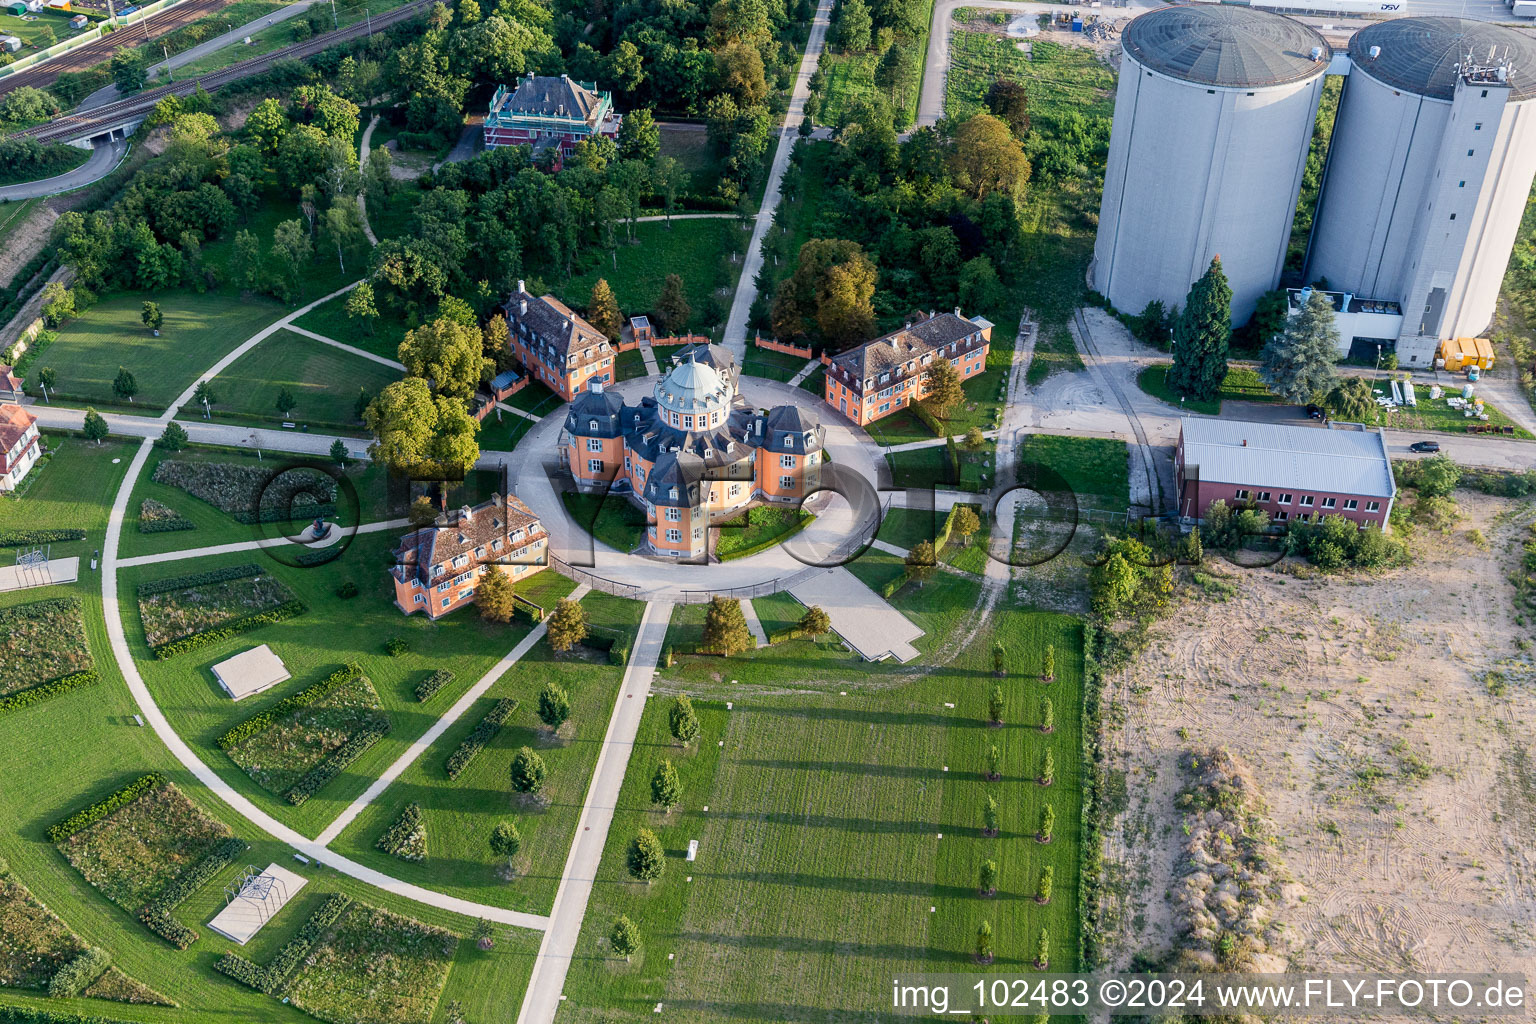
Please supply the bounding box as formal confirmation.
[499,376,888,600]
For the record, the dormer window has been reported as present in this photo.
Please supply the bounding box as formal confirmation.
[431,563,444,576]
[669,486,678,500]
[783,435,795,449]
[589,419,598,431]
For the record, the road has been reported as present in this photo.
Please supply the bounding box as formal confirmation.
[0,136,127,199]
[720,0,833,359]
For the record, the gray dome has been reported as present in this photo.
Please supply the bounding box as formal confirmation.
[1351,18,1536,102]
[656,356,730,417]
[1123,5,1330,88]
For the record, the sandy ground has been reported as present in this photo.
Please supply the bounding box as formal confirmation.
[0,202,56,289]
[1101,492,1536,997]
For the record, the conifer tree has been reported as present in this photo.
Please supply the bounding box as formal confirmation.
[1167,256,1232,402]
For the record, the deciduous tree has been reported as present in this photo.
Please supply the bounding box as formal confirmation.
[952,504,980,545]
[1038,748,1054,786]
[905,539,936,588]
[538,682,571,731]
[476,568,515,623]
[650,760,681,811]
[984,78,1030,138]
[82,407,108,445]
[982,793,999,836]
[669,695,699,744]
[275,386,297,417]
[798,604,831,640]
[609,915,640,960]
[947,112,1029,199]
[921,356,963,418]
[617,107,660,161]
[546,598,588,653]
[1036,865,1054,904]
[987,684,1004,725]
[489,820,521,871]
[1037,802,1054,843]
[975,920,993,963]
[703,595,754,654]
[364,377,481,480]
[35,367,56,404]
[398,317,486,403]
[1040,696,1054,734]
[979,859,997,897]
[346,282,379,334]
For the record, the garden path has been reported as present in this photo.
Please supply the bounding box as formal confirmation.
[117,517,411,568]
[720,0,835,360]
[786,357,820,386]
[314,582,593,846]
[738,595,769,646]
[357,114,381,245]
[515,600,673,1024]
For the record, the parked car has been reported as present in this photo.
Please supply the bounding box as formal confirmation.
[1409,441,1441,453]
[1304,404,1323,420]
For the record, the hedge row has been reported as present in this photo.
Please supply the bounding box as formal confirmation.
[231,502,336,525]
[767,626,807,644]
[140,835,245,935]
[414,669,454,702]
[714,512,814,563]
[375,802,424,860]
[0,529,85,548]
[581,628,630,666]
[136,563,263,597]
[218,662,363,750]
[881,571,912,599]
[213,893,353,995]
[152,600,307,660]
[295,548,337,566]
[1079,620,1106,969]
[47,948,111,998]
[138,517,196,534]
[138,907,196,950]
[0,670,98,719]
[48,773,164,842]
[0,1010,137,1024]
[287,724,389,805]
[445,699,517,780]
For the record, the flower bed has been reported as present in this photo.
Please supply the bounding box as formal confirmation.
[0,597,91,696]
[375,803,426,862]
[137,498,195,534]
[283,903,457,1024]
[137,574,297,648]
[0,870,83,990]
[151,460,337,522]
[444,698,517,780]
[55,781,233,945]
[225,673,388,796]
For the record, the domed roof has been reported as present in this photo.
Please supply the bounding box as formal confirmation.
[1123,5,1330,89]
[656,354,731,415]
[1350,18,1536,103]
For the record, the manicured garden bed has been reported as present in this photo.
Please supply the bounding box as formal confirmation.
[1017,434,1131,511]
[225,672,389,797]
[714,505,813,560]
[137,571,297,649]
[0,596,90,694]
[562,492,648,553]
[283,902,457,1024]
[151,459,339,523]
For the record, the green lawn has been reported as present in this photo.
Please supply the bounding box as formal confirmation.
[557,596,1085,1022]
[290,289,411,363]
[876,504,992,574]
[886,440,995,493]
[173,0,420,76]
[657,125,725,198]
[29,292,286,411]
[861,362,1013,446]
[556,219,751,338]
[328,590,644,916]
[122,536,580,839]
[1017,434,1130,511]
[816,0,934,130]
[198,328,400,432]
[945,30,1114,124]
[0,433,136,568]
[1363,377,1533,439]
[714,507,812,561]
[1136,363,1284,416]
[614,348,650,382]
[562,492,649,554]
[0,8,92,50]
[740,345,809,383]
[761,141,834,301]
[0,445,542,1024]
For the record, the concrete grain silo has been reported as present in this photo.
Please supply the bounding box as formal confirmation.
[1092,5,1332,325]
[1305,18,1536,367]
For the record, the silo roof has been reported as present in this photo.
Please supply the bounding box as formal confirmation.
[1123,5,1331,88]
[1350,18,1536,102]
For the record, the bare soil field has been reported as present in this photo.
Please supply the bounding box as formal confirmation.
[1101,492,1536,994]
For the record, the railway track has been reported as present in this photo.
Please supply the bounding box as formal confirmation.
[14,0,431,143]
[0,0,233,96]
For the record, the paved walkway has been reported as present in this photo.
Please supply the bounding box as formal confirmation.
[287,323,402,370]
[720,0,833,359]
[788,566,922,662]
[515,601,673,1024]
[787,357,821,387]
[883,429,999,454]
[316,583,592,846]
[98,438,550,930]
[357,115,381,246]
[117,518,410,568]
[738,596,769,647]
[0,137,128,200]
[638,343,660,375]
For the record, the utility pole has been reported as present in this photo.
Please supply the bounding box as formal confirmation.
[162,42,170,81]
[329,0,337,29]
[364,6,370,34]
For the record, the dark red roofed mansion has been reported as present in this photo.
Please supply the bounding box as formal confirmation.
[562,344,825,558]
[390,494,549,618]
[503,281,615,402]
[824,309,993,425]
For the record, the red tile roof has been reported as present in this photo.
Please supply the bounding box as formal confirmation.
[0,404,36,466]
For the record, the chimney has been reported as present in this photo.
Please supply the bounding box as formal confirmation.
[517,278,525,294]
[519,299,528,315]
[589,379,603,394]
[1241,439,1248,447]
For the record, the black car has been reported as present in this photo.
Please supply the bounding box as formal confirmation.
[1409,441,1441,454]
[1304,404,1323,420]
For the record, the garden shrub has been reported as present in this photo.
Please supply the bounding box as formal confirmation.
[0,529,84,547]
[151,600,306,659]
[1286,514,1407,570]
[136,499,194,534]
[444,699,517,780]
[47,948,111,999]
[375,803,426,861]
[138,835,245,942]
[383,636,408,656]
[286,723,390,805]
[218,663,364,749]
[335,581,359,599]
[212,953,267,991]
[414,669,454,702]
[137,909,197,950]
[261,893,351,993]
[47,774,164,842]
[135,563,264,597]
[150,460,337,520]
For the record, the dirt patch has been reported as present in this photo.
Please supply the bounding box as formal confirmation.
[1101,492,1536,990]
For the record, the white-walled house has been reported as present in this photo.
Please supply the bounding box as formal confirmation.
[0,404,41,491]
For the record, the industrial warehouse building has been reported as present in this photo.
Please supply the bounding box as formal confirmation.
[1175,418,1397,529]
[1096,11,1536,364]
[1092,5,1332,324]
